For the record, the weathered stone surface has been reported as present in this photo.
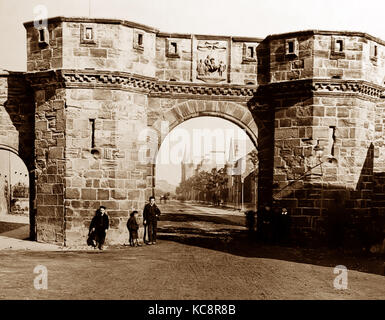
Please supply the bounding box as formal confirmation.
[2,17,384,247]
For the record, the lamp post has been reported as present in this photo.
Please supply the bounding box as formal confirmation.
[8,151,11,214]
[254,164,257,212]
[241,177,244,212]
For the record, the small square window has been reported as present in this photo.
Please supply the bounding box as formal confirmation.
[166,39,180,58]
[133,30,145,51]
[371,44,378,57]
[285,38,298,56]
[138,34,143,46]
[242,43,257,63]
[39,29,45,42]
[248,46,254,58]
[85,28,93,40]
[370,43,379,64]
[171,42,177,54]
[288,41,294,53]
[38,28,49,46]
[80,24,96,45]
[331,37,345,59]
[336,40,343,52]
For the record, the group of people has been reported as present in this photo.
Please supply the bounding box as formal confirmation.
[197,55,226,77]
[87,196,161,250]
[245,204,291,244]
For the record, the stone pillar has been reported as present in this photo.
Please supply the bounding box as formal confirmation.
[269,79,383,245]
[64,86,151,246]
[31,77,66,244]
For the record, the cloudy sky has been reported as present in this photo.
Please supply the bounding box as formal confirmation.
[0,0,384,186]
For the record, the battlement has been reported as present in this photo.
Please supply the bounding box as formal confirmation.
[22,17,384,87]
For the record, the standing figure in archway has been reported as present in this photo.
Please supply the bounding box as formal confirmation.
[143,196,161,245]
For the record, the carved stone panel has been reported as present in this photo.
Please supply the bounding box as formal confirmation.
[194,39,228,83]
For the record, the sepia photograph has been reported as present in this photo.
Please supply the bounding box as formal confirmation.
[0,0,384,308]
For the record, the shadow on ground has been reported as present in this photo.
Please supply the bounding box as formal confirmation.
[0,221,28,234]
[160,212,242,226]
[157,224,385,277]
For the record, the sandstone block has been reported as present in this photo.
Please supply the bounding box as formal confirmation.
[90,48,107,58]
[97,189,109,200]
[111,189,126,200]
[81,188,97,200]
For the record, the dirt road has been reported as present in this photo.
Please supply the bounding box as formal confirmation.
[0,200,384,299]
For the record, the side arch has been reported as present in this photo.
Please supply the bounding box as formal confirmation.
[0,146,30,218]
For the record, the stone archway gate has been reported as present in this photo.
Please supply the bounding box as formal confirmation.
[0,17,384,247]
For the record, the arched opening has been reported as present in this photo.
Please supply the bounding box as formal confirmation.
[155,115,258,210]
[0,146,30,239]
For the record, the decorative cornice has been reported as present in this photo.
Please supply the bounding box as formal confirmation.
[59,70,258,98]
[312,80,384,99]
[150,81,258,98]
[24,70,384,101]
[258,79,385,101]
[62,70,155,92]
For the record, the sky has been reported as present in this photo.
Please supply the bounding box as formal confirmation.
[1,0,385,71]
[1,0,384,186]
[156,117,254,186]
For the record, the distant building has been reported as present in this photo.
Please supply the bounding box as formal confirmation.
[181,148,195,183]
[179,138,258,210]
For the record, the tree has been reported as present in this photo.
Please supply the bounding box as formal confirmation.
[176,167,229,205]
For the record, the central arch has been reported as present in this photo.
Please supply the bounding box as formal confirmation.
[149,98,275,211]
[149,99,271,209]
[151,100,260,150]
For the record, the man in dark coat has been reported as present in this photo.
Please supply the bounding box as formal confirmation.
[143,196,161,245]
[89,206,109,250]
[245,210,256,238]
[127,210,141,247]
[257,204,273,243]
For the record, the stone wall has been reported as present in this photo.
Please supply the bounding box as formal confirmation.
[62,21,157,77]
[31,75,66,244]
[24,18,265,86]
[155,34,192,82]
[64,86,151,245]
[230,38,261,85]
[270,84,383,246]
[314,34,365,79]
[26,21,63,71]
[12,17,385,247]
[373,102,385,215]
[269,34,314,82]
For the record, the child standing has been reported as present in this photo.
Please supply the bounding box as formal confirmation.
[127,211,141,247]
